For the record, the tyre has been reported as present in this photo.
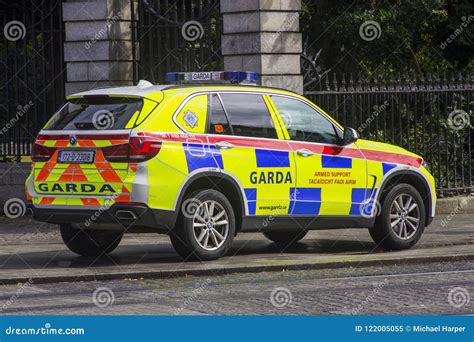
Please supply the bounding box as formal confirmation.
[60,224,123,257]
[369,183,426,250]
[263,230,307,244]
[170,189,236,261]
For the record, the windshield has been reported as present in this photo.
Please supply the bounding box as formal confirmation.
[44,97,144,130]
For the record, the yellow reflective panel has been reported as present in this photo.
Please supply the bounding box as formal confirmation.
[175,94,208,133]
[135,98,159,126]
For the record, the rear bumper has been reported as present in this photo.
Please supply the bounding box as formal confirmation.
[30,203,177,233]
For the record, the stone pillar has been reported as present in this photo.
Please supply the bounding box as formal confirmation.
[63,0,136,95]
[221,0,303,94]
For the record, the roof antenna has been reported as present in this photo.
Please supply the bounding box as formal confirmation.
[137,80,154,88]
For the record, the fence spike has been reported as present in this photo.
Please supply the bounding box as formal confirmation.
[341,73,347,91]
[373,74,379,91]
[442,71,448,89]
[426,72,433,90]
[349,73,354,91]
[358,75,364,91]
[396,72,402,90]
[332,73,338,91]
[325,74,330,91]
[457,72,463,89]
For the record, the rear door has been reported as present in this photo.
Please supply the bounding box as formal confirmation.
[207,92,296,217]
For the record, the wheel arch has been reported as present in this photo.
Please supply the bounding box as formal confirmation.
[376,169,433,225]
[174,171,246,233]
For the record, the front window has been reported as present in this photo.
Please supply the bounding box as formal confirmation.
[44,97,144,130]
[271,96,340,144]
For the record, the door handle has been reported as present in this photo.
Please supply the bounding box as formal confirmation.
[296,148,315,157]
[215,141,235,150]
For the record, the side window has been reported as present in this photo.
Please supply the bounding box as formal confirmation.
[175,94,208,133]
[271,96,340,144]
[208,94,231,135]
[219,93,278,139]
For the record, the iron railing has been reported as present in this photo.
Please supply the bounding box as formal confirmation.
[130,0,223,84]
[305,72,473,195]
[0,0,65,161]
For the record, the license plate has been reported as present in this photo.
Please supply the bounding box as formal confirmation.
[58,150,95,163]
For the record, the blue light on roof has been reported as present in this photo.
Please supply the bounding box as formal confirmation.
[165,71,259,85]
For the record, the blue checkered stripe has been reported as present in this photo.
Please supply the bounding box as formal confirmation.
[349,188,378,216]
[289,188,322,215]
[183,143,223,173]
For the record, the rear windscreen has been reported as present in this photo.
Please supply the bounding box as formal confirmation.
[44,97,144,130]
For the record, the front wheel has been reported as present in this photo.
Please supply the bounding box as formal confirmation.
[369,184,426,250]
[60,224,123,257]
[170,189,236,261]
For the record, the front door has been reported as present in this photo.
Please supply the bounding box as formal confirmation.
[268,95,369,217]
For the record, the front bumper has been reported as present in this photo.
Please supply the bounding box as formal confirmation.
[30,203,177,233]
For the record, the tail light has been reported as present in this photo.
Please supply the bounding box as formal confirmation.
[103,137,161,163]
[31,143,56,162]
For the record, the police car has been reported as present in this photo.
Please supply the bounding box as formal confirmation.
[26,71,436,260]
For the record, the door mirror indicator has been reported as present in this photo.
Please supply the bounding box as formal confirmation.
[341,127,358,145]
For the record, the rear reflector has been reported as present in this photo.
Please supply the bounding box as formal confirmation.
[31,143,56,162]
[103,137,161,163]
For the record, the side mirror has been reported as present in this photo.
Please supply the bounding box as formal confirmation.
[341,127,358,145]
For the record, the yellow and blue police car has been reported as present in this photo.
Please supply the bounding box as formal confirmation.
[26,71,436,260]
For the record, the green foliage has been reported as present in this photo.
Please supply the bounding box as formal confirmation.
[301,0,473,78]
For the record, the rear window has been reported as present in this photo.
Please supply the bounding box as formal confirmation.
[44,97,144,130]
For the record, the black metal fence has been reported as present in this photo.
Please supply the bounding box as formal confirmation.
[0,0,65,161]
[131,0,223,84]
[305,73,473,195]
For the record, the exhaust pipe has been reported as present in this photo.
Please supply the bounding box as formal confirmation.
[115,210,137,220]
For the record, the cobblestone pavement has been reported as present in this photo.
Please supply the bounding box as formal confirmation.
[0,261,473,315]
[0,214,473,283]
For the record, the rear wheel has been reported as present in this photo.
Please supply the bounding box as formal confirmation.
[170,189,235,261]
[60,224,123,257]
[263,230,307,245]
[369,183,425,250]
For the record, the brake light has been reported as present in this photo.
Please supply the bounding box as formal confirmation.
[103,137,161,163]
[31,143,56,162]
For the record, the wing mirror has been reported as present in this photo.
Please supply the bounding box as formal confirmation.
[341,127,358,145]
